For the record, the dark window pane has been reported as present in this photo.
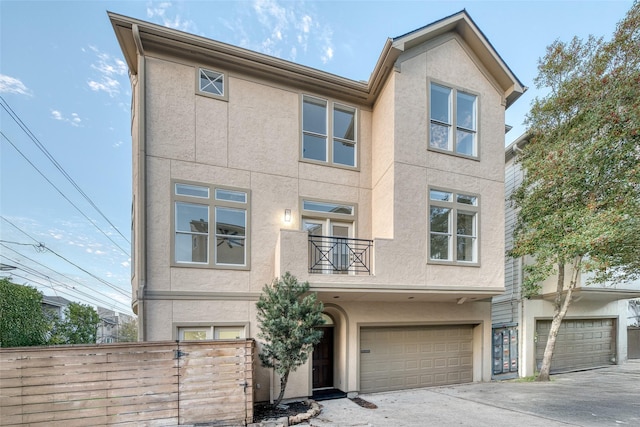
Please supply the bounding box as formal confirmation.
[430,207,450,233]
[216,236,245,264]
[430,234,450,260]
[334,105,355,141]
[457,212,475,236]
[430,190,452,202]
[200,69,224,96]
[303,97,327,135]
[457,236,474,261]
[303,134,327,161]
[430,84,451,123]
[457,194,477,205]
[333,140,355,166]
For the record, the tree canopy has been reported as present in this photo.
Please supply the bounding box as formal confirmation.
[0,279,50,347]
[511,2,640,380]
[256,272,324,406]
[49,302,101,345]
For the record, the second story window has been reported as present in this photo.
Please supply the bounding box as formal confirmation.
[429,188,479,265]
[173,181,249,269]
[302,95,357,167]
[429,82,477,157]
[197,67,227,100]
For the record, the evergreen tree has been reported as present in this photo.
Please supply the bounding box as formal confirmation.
[50,302,101,345]
[256,272,324,406]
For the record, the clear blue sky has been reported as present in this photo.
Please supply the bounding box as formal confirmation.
[0,0,634,315]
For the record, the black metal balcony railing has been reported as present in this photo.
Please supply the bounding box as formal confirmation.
[308,235,373,275]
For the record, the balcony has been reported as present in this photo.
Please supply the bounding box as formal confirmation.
[275,229,506,303]
[308,235,373,275]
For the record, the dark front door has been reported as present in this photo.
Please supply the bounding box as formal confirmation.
[313,327,334,389]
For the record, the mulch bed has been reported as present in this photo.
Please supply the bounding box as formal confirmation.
[349,397,378,409]
[254,401,312,422]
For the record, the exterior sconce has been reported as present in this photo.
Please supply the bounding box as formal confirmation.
[284,209,292,223]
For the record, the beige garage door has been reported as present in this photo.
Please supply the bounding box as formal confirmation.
[536,318,616,373]
[360,325,473,393]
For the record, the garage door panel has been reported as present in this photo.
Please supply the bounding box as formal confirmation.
[535,318,615,373]
[360,325,473,393]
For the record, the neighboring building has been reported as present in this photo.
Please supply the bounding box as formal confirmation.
[96,307,135,343]
[495,135,640,379]
[41,295,71,321]
[110,10,525,402]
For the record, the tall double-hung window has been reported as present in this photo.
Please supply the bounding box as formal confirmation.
[173,181,249,269]
[302,95,357,167]
[429,188,478,264]
[429,82,478,157]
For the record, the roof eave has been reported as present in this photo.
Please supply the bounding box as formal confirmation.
[108,12,400,107]
[393,10,525,109]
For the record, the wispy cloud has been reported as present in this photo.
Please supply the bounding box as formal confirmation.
[85,46,127,97]
[0,74,33,96]
[51,110,82,127]
[147,1,196,33]
[247,0,334,64]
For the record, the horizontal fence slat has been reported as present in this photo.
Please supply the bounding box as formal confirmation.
[0,340,254,426]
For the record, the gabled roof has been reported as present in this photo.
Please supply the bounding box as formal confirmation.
[393,10,525,108]
[108,10,524,108]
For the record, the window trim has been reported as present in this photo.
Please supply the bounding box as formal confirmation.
[300,197,357,224]
[427,80,480,160]
[300,94,359,170]
[171,180,250,270]
[195,67,229,101]
[174,323,249,341]
[428,187,480,266]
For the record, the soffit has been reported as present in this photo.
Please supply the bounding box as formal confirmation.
[108,11,399,107]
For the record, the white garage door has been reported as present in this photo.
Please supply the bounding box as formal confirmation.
[360,325,473,393]
[536,318,616,373]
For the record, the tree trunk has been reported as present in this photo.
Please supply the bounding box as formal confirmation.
[273,371,289,407]
[536,256,582,381]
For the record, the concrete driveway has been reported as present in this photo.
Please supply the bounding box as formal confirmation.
[303,360,640,426]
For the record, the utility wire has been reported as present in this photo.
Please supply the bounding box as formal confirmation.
[1,217,130,298]
[1,244,131,305]
[0,96,130,245]
[1,131,131,257]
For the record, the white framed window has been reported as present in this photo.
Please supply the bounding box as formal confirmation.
[302,95,357,167]
[197,67,228,100]
[172,181,250,269]
[428,188,479,264]
[178,326,246,341]
[429,82,478,157]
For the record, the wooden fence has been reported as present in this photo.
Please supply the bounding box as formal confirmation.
[0,340,254,426]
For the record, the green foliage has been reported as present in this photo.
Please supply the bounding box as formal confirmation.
[49,302,101,345]
[511,1,640,296]
[256,272,324,406]
[0,279,50,347]
[118,318,138,342]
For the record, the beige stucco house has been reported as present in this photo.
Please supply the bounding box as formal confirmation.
[494,134,640,379]
[110,10,525,402]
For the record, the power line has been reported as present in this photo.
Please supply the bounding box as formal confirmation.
[0,244,132,308]
[1,131,131,257]
[0,95,130,245]
[1,217,130,298]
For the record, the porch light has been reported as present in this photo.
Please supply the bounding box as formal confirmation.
[284,209,292,223]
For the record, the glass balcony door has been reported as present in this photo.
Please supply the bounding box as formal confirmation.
[303,218,353,274]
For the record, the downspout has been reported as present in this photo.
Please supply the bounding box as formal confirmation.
[132,24,148,340]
